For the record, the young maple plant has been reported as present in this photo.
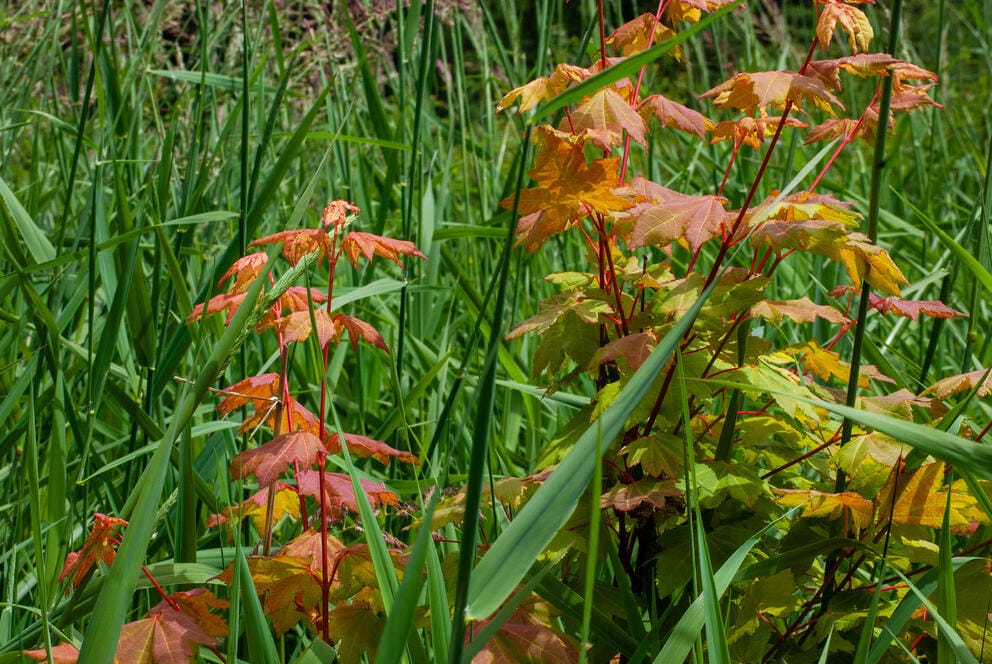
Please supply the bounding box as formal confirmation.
[484,0,989,660]
[33,202,425,661]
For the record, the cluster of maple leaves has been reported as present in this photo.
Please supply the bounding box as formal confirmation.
[29,0,992,661]
[490,0,991,659]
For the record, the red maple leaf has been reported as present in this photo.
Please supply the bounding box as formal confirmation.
[869,294,967,321]
[639,93,714,139]
[619,191,730,252]
[340,231,426,268]
[23,643,80,663]
[58,512,128,588]
[296,469,398,522]
[185,291,248,325]
[229,431,327,486]
[217,251,268,294]
[325,432,418,465]
[333,313,389,352]
[105,589,228,663]
[275,309,338,348]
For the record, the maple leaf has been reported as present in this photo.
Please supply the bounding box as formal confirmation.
[888,85,943,113]
[568,88,647,147]
[326,590,389,664]
[639,94,714,139]
[115,589,228,664]
[24,643,81,663]
[803,115,882,146]
[507,290,614,340]
[605,13,680,57]
[207,482,300,534]
[340,231,427,268]
[793,340,894,387]
[275,309,338,348]
[427,472,548,529]
[665,0,738,24]
[185,291,249,325]
[296,469,399,522]
[251,227,332,266]
[858,389,938,420]
[496,63,591,113]
[622,432,685,478]
[747,191,862,227]
[711,116,808,150]
[215,373,280,416]
[278,286,329,313]
[829,232,908,296]
[219,555,322,635]
[808,53,937,91]
[279,528,348,576]
[217,251,268,294]
[588,331,657,371]
[333,313,389,352]
[600,480,682,512]
[877,463,989,532]
[506,127,632,252]
[750,297,849,325]
[869,294,967,321]
[58,512,128,588]
[816,1,874,54]
[470,596,580,663]
[320,199,361,229]
[620,192,730,252]
[923,368,992,400]
[325,432,418,465]
[774,489,875,533]
[700,71,844,114]
[229,430,327,486]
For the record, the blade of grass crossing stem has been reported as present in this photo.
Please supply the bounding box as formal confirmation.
[292,638,336,664]
[425,518,452,657]
[330,407,399,608]
[699,379,992,481]
[853,560,887,663]
[447,129,534,663]
[937,483,957,664]
[76,250,294,663]
[678,349,731,664]
[26,387,54,658]
[866,559,977,663]
[235,544,279,663]
[376,490,440,664]
[579,427,604,663]
[891,566,976,663]
[464,281,716,623]
[44,372,68,588]
[652,508,800,664]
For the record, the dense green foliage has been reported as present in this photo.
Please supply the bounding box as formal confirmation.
[1,1,991,662]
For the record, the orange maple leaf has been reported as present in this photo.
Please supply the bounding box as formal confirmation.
[816,0,874,54]
[23,643,80,663]
[568,87,648,148]
[112,589,227,664]
[219,555,322,636]
[58,512,128,589]
[605,13,680,57]
[251,227,333,266]
[877,463,988,531]
[774,488,875,533]
[340,231,426,268]
[185,291,249,325]
[619,191,730,252]
[275,309,338,348]
[639,94,714,139]
[207,482,301,534]
[869,295,967,322]
[711,115,808,150]
[700,70,843,114]
[333,313,389,353]
[229,430,327,486]
[508,127,632,252]
[496,63,591,113]
[320,200,361,229]
[217,251,268,294]
[215,373,280,417]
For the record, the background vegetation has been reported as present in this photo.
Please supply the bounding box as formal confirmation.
[1,0,990,661]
